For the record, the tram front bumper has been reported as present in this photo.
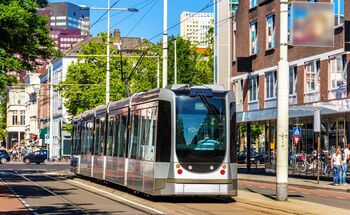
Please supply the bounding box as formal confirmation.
[155,179,237,196]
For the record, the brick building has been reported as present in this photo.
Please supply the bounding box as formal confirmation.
[231,0,350,173]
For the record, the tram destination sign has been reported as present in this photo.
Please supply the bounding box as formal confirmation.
[291,1,334,47]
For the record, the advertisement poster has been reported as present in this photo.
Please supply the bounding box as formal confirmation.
[291,2,334,47]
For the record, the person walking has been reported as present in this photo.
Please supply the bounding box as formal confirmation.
[322,149,330,175]
[341,144,350,185]
[331,147,343,186]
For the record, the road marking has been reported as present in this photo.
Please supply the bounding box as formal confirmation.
[301,192,311,195]
[258,186,266,189]
[336,197,346,200]
[318,194,328,197]
[69,179,165,214]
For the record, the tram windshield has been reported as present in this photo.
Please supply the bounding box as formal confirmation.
[176,93,226,163]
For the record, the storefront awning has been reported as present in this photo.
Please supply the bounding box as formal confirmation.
[237,98,350,123]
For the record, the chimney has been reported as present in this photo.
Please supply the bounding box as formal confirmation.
[113,29,121,44]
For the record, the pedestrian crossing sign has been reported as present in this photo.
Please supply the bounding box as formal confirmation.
[293,127,301,137]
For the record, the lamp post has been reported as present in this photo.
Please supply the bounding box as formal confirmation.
[91,2,138,104]
[174,38,177,84]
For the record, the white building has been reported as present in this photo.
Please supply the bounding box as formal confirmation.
[50,56,77,159]
[180,11,214,48]
[6,86,27,149]
[23,73,41,145]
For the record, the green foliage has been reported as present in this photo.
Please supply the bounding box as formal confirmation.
[58,32,214,117]
[0,74,18,144]
[167,35,213,85]
[0,0,58,72]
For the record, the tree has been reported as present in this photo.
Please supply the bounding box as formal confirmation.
[0,73,18,145]
[0,0,58,72]
[166,34,213,85]
[58,33,214,117]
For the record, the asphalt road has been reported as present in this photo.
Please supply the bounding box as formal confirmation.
[1,163,350,214]
[239,180,350,210]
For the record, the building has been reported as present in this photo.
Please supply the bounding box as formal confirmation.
[23,73,41,145]
[38,2,90,51]
[180,11,214,48]
[38,70,50,147]
[231,1,350,173]
[39,29,146,159]
[6,86,27,149]
[47,2,90,35]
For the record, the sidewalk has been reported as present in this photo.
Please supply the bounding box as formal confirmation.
[236,188,350,215]
[238,173,350,192]
[0,181,30,214]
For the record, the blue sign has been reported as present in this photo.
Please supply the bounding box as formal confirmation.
[293,127,302,137]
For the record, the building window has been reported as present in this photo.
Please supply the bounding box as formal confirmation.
[266,14,275,50]
[234,79,243,104]
[329,55,345,89]
[250,21,258,55]
[250,0,259,8]
[12,110,18,125]
[20,110,25,125]
[265,71,276,99]
[333,0,344,26]
[289,66,297,95]
[305,60,320,93]
[249,76,258,102]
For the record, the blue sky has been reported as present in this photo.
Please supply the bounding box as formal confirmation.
[49,0,213,42]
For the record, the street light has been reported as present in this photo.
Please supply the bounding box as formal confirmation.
[91,2,138,104]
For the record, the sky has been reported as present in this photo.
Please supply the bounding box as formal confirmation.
[49,0,214,42]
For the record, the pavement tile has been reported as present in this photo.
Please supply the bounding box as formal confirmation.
[238,173,350,192]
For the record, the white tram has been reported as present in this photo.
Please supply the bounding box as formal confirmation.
[70,85,237,196]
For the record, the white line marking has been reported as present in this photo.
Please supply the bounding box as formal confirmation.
[258,186,266,189]
[336,197,346,200]
[301,192,311,195]
[69,179,165,214]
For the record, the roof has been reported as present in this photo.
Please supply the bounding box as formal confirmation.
[64,36,148,56]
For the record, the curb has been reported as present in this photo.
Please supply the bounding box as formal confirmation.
[238,178,350,193]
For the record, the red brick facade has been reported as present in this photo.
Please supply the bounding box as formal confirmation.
[232,0,349,113]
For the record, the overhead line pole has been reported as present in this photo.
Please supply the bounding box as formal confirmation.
[276,0,289,201]
[162,0,168,88]
[106,0,111,104]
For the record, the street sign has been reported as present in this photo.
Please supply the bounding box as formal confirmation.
[45,134,50,143]
[292,127,301,137]
[293,136,301,145]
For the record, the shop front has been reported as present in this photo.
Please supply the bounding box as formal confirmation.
[237,98,350,177]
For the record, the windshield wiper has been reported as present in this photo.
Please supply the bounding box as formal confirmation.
[197,93,223,126]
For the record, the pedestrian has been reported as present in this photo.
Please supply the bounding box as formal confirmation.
[322,149,330,175]
[341,144,350,185]
[331,147,343,186]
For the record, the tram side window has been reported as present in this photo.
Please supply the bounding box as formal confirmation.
[94,119,100,155]
[81,122,86,155]
[77,124,81,154]
[87,121,94,155]
[137,109,147,159]
[107,116,114,156]
[113,115,120,156]
[119,114,127,157]
[129,111,140,159]
[72,124,77,154]
[100,118,106,156]
[144,107,157,161]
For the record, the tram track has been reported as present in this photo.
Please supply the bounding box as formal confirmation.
[1,170,155,214]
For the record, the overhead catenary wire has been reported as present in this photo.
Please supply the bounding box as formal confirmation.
[125,0,160,37]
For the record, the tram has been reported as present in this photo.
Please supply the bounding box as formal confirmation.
[70,85,237,196]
